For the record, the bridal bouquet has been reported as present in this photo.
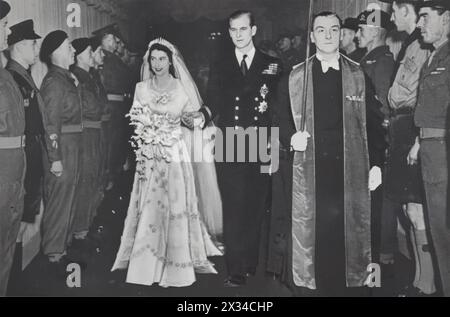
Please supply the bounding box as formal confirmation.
[127,101,183,179]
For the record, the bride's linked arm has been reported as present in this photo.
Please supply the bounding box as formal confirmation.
[181,99,205,129]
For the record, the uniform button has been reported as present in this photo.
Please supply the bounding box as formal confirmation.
[235,116,239,120]
[254,107,258,111]
[235,106,239,111]
[235,97,240,101]
[234,126,239,130]
[254,97,259,101]
[254,116,258,121]
[254,127,258,130]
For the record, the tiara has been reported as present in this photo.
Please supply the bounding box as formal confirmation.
[147,37,177,56]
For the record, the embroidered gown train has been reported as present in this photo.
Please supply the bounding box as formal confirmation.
[111,77,221,287]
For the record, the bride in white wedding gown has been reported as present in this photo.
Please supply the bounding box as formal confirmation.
[111,38,222,288]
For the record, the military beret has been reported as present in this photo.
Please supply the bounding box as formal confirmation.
[0,0,10,20]
[342,17,360,32]
[40,30,68,64]
[8,19,41,46]
[357,9,395,30]
[72,37,90,57]
[419,0,450,10]
[89,36,101,52]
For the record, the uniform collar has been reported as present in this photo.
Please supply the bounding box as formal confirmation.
[103,49,115,57]
[71,65,92,82]
[361,45,391,63]
[433,40,449,57]
[7,59,29,73]
[6,59,38,89]
[427,40,450,67]
[50,64,78,85]
[103,49,122,62]
[50,64,72,76]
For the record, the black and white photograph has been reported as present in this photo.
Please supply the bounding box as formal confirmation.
[1,0,450,301]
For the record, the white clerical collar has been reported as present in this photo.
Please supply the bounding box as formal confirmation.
[316,52,340,73]
[235,46,256,68]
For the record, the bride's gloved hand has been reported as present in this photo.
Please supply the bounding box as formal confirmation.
[182,111,205,129]
[182,112,194,129]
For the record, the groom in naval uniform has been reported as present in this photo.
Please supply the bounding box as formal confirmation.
[190,10,281,287]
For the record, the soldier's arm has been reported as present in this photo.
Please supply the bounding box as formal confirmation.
[0,81,12,135]
[374,56,395,118]
[41,78,64,162]
[365,74,387,168]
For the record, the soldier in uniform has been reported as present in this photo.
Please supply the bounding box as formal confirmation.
[93,24,132,190]
[278,32,302,71]
[39,30,82,265]
[380,0,436,296]
[355,9,396,266]
[0,0,26,296]
[115,36,126,61]
[356,9,396,116]
[414,0,450,296]
[340,17,367,63]
[291,28,306,62]
[196,10,281,287]
[70,38,103,245]
[89,36,108,197]
[6,20,44,225]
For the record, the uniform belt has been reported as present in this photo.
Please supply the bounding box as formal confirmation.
[107,94,125,102]
[390,107,414,117]
[420,128,448,139]
[0,135,26,149]
[61,124,83,134]
[101,114,111,122]
[83,120,102,129]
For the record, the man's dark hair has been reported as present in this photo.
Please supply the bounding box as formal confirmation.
[419,4,449,17]
[312,11,343,30]
[431,6,449,16]
[229,10,256,27]
[394,0,419,5]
